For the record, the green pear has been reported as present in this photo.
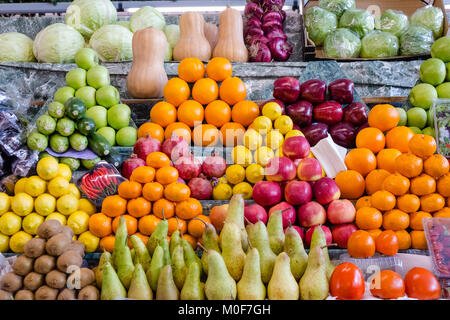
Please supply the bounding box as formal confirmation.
[172,245,187,290]
[267,252,299,300]
[180,262,205,300]
[299,246,329,300]
[130,235,151,272]
[225,194,248,252]
[267,211,285,255]
[156,265,179,300]
[128,263,153,300]
[147,245,164,292]
[96,250,111,288]
[147,218,168,256]
[204,250,236,300]
[101,261,127,300]
[159,237,171,265]
[310,226,335,280]
[200,220,221,274]
[114,216,134,288]
[169,230,182,256]
[237,247,266,300]
[284,226,308,281]
[220,222,246,281]
[181,238,202,272]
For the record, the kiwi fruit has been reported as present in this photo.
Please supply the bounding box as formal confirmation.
[0,272,22,293]
[35,285,58,300]
[45,270,67,289]
[12,255,34,276]
[14,290,34,300]
[36,219,63,239]
[24,238,46,258]
[56,250,82,273]
[0,290,13,300]
[46,233,72,256]
[57,288,76,300]
[61,225,74,239]
[23,272,44,291]
[65,241,85,258]
[67,267,95,289]
[78,285,99,300]
[34,255,56,274]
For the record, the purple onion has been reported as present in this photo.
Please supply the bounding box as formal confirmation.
[262,19,283,34]
[246,17,262,29]
[265,28,288,41]
[268,38,292,61]
[262,11,283,24]
[245,2,264,20]
[244,27,264,39]
[261,0,285,12]
[247,34,269,46]
[280,9,286,21]
[248,42,272,62]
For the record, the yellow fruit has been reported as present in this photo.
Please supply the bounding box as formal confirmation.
[232,182,253,200]
[78,198,96,215]
[57,163,72,182]
[56,194,79,216]
[285,130,304,139]
[34,193,56,217]
[266,130,284,150]
[9,231,32,253]
[45,212,67,225]
[254,146,274,167]
[274,148,283,157]
[48,177,70,198]
[0,192,10,215]
[0,212,21,235]
[252,116,272,134]
[262,102,282,121]
[0,233,9,252]
[274,115,293,135]
[78,231,99,253]
[22,213,44,235]
[243,129,263,151]
[67,211,90,235]
[36,157,59,180]
[68,184,81,199]
[246,164,265,184]
[225,165,246,185]
[11,193,34,217]
[232,145,253,167]
[212,183,233,200]
[24,176,47,197]
[14,178,28,194]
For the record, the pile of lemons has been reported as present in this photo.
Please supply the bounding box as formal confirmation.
[0,157,98,253]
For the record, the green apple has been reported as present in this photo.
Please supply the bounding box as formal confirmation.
[419,58,446,86]
[96,85,120,109]
[107,104,131,130]
[75,48,99,70]
[65,68,87,90]
[85,105,108,129]
[86,65,110,89]
[407,107,428,129]
[431,36,450,63]
[422,127,436,138]
[54,86,75,104]
[436,82,450,99]
[97,127,116,146]
[427,108,435,128]
[409,83,438,110]
[116,126,137,146]
[446,63,450,81]
[75,86,97,108]
[408,126,422,134]
[396,107,407,126]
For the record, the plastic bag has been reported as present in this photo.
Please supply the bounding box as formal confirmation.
[411,5,444,39]
[423,217,450,278]
[360,30,399,58]
[400,24,434,56]
[305,6,338,46]
[324,28,361,58]
[318,0,355,18]
[378,9,409,37]
[339,9,375,38]
[433,99,450,158]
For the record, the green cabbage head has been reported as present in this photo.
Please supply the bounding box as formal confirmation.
[129,6,166,33]
[400,24,434,56]
[339,9,375,38]
[411,6,444,39]
[324,28,361,58]
[0,32,36,62]
[305,7,338,46]
[318,0,355,18]
[89,24,133,62]
[378,9,409,37]
[164,24,180,48]
[361,30,399,58]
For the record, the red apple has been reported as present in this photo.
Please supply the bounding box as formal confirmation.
[244,204,268,225]
[328,78,354,104]
[313,101,343,125]
[313,177,341,205]
[269,201,296,228]
[332,224,357,248]
[300,79,327,104]
[252,181,282,207]
[284,180,312,205]
[327,199,356,224]
[302,122,329,146]
[273,77,301,103]
[305,225,332,247]
[297,158,322,181]
[282,136,310,159]
[265,156,297,182]
[343,102,368,126]
[284,225,305,240]
[297,201,326,227]
[286,100,313,127]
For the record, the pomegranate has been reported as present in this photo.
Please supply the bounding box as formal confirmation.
[121,154,146,180]
[188,176,213,200]
[174,155,202,180]
[133,136,161,160]
[252,181,282,207]
[202,155,227,178]
[162,134,190,162]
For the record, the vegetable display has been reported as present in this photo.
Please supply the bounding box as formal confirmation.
[360,31,399,58]
[304,7,337,46]
[89,25,133,62]
[0,32,35,63]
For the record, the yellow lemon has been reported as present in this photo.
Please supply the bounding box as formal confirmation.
[243,129,263,151]
[78,198,96,215]
[67,211,90,235]
[266,130,284,150]
[57,163,72,182]
[0,212,21,235]
[34,193,56,216]
[67,183,81,199]
[262,102,282,121]
[212,183,233,200]
[225,165,246,185]
[274,115,293,135]
[285,129,304,139]
[45,212,67,226]
[245,164,265,184]
[232,145,253,167]
[232,182,253,200]
[78,231,99,253]
[9,231,32,253]
[48,177,70,198]
[22,213,44,235]
[56,194,79,216]
[36,156,59,180]
[24,176,47,197]
[254,146,275,167]
[11,193,34,217]
[0,192,10,215]
[252,116,272,134]
[14,178,28,194]
[0,233,9,252]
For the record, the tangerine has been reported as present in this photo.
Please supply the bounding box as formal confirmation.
[334,170,365,199]
[187,215,210,238]
[347,230,376,258]
[127,197,152,218]
[408,134,437,159]
[410,230,427,249]
[167,217,187,236]
[192,124,220,147]
[219,77,246,105]
[437,173,450,197]
[130,166,155,184]
[142,182,164,202]
[383,209,410,231]
[410,174,436,196]
[150,101,177,128]
[395,153,423,178]
[396,194,420,213]
[155,166,179,185]
[176,198,202,220]
[344,148,377,176]
[220,122,245,146]
[385,126,415,153]
[231,100,260,127]
[112,215,137,235]
[99,235,115,253]
[371,190,396,211]
[365,169,390,195]
[89,213,112,237]
[164,182,191,202]
[101,195,127,217]
[205,100,231,127]
[434,207,450,218]
[164,122,192,142]
[206,57,232,82]
[367,229,382,241]
[178,58,205,83]
[382,173,410,196]
[376,148,402,173]
[424,154,449,179]
[137,122,164,142]
[355,207,383,230]
[355,196,372,210]
[138,214,161,235]
[153,198,175,219]
[146,152,170,168]
[163,77,190,107]
[192,78,219,105]
[177,100,205,127]
[375,230,399,256]
[420,193,445,212]
[355,127,386,153]
[368,104,399,132]
[410,211,432,230]
[118,180,142,199]
[183,234,197,249]
[395,230,411,250]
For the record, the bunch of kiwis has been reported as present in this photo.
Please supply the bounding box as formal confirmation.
[0,220,99,300]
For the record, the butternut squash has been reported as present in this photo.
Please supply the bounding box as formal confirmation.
[204,22,219,51]
[127,27,168,98]
[173,12,211,61]
[213,7,248,62]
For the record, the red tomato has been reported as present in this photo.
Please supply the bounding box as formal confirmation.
[370,270,405,299]
[375,230,399,256]
[405,267,441,300]
[330,262,365,300]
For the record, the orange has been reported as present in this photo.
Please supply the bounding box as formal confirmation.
[220,122,245,146]
[334,170,365,199]
[130,166,155,184]
[118,180,142,199]
[183,234,197,249]
[408,134,436,159]
[355,127,386,153]
[368,104,399,132]
[101,195,127,217]
[367,229,382,241]
[344,148,377,176]
[127,197,152,218]
[187,215,211,238]
[155,166,179,185]
[150,101,177,128]
[178,57,205,83]
[437,173,450,197]
[371,190,396,211]
[176,198,202,220]
[89,213,112,237]
[355,196,372,210]
[137,122,164,142]
[382,173,410,196]
[146,152,170,168]
[410,211,432,230]
[420,193,445,212]
[434,207,450,218]
[385,126,415,153]
[424,154,449,179]
[396,194,420,213]
[376,148,402,173]
[355,207,383,230]
[163,77,190,107]
[410,230,427,249]
[365,169,390,195]
[231,100,260,127]
[164,182,191,202]
[99,235,115,253]
[164,122,192,142]
[395,153,423,178]
[347,230,376,258]
[112,214,137,235]
[153,198,175,219]
[192,124,220,147]
[375,230,399,256]
[410,174,436,196]
[138,214,161,235]
[206,57,232,82]
[142,182,164,202]
[167,217,187,236]
[395,230,411,250]
[177,100,205,127]
[219,77,246,105]
[192,78,219,105]
[133,232,149,247]
[205,100,231,127]
[383,209,409,231]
